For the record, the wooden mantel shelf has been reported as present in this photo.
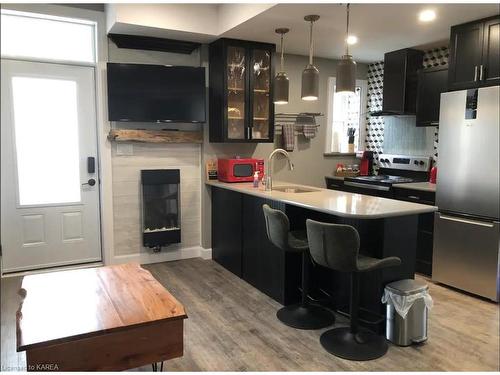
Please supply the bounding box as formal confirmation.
[108,129,203,144]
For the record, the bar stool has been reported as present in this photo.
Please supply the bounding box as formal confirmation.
[306,219,401,361]
[262,205,335,330]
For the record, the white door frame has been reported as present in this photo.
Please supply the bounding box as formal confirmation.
[0,4,115,272]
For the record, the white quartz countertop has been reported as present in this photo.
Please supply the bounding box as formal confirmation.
[206,180,437,219]
[392,182,437,193]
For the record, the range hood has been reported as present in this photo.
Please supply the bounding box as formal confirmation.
[371,48,424,117]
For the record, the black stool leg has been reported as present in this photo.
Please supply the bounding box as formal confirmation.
[276,252,335,330]
[319,272,388,361]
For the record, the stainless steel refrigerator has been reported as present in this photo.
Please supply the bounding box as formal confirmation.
[433,85,500,302]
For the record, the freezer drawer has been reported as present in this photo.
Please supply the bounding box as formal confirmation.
[432,212,500,301]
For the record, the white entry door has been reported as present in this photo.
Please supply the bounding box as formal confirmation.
[1,59,102,273]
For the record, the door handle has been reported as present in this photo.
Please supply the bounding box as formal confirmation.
[439,213,494,228]
[479,65,484,81]
[344,181,390,191]
[474,65,478,82]
[82,178,96,187]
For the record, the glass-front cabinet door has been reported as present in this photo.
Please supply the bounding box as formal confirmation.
[226,45,247,140]
[209,38,275,143]
[250,48,273,140]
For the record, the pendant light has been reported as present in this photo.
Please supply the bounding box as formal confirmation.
[336,4,357,93]
[274,28,290,105]
[301,15,320,101]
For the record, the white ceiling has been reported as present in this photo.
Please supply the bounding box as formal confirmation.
[106,3,499,63]
[221,3,499,63]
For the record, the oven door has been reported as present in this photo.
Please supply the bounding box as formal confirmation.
[343,181,393,198]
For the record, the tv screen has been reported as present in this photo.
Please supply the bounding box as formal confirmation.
[107,63,206,123]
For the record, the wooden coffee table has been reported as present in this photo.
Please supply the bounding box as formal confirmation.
[16,263,187,371]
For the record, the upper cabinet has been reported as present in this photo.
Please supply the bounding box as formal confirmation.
[209,38,275,143]
[448,15,500,91]
[416,67,448,127]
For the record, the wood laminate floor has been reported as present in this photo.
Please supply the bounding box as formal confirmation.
[1,258,499,371]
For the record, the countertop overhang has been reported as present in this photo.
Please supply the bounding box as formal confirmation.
[206,180,437,219]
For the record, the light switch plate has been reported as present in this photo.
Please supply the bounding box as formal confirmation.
[116,143,133,156]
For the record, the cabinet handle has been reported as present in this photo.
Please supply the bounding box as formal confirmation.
[474,65,478,82]
[479,65,484,81]
[408,195,420,200]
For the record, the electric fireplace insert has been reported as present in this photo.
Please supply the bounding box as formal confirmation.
[141,169,181,251]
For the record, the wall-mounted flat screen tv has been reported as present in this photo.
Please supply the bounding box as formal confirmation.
[107,63,206,123]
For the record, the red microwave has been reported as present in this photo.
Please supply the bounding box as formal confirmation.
[218,158,264,183]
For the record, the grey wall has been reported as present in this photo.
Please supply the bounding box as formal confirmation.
[252,54,368,186]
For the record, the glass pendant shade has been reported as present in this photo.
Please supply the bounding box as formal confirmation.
[301,64,319,100]
[274,72,289,104]
[336,54,357,93]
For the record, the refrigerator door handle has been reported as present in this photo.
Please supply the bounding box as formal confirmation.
[439,213,495,228]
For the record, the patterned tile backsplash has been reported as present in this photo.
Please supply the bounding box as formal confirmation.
[364,47,449,169]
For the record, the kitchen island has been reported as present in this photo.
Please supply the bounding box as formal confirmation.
[206,180,437,331]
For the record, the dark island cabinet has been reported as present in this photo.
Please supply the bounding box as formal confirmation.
[211,187,243,277]
[416,67,448,127]
[448,15,500,90]
[211,187,290,304]
[209,38,275,143]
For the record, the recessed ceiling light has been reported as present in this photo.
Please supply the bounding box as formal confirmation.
[346,35,358,45]
[419,9,436,22]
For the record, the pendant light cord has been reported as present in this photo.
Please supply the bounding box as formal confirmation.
[309,20,314,65]
[346,3,350,55]
[280,33,285,72]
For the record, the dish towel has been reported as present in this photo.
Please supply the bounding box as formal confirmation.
[282,123,295,151]
[296,113,317,139]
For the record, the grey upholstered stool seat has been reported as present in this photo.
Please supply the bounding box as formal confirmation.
[262,204,335,330]
[306,219,401,361]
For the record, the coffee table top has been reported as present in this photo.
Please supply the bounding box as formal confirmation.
[16,263,187,351]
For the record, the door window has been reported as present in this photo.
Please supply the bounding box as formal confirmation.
[12,76,81,205]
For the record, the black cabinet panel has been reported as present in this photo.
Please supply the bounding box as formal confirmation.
[416,67,448,127]
[212,187,243,277]
[242,195,286,303]
[448,15,500,90]
[482,18,500,85]
[449,22,483,90]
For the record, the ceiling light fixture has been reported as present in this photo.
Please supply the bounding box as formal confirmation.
[336,3,357,94]
[274,27,290,105]
[419,9,436,22]
[301,14,320,101]
[346,35,358,45]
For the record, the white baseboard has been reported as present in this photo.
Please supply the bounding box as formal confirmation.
[200,247,212,260]
[111,246,210,265]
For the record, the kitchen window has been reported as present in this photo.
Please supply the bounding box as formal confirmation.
[325,77,367,154]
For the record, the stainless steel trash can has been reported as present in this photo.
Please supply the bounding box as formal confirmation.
[384,279,430,346]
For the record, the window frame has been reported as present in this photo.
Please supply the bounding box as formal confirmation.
[1,9,98,66]
[324,77,368,155]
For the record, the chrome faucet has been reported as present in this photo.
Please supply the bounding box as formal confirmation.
[265,148,294,191]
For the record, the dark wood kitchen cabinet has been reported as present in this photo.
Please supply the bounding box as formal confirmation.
[211,186,289,304]
[448,15,500,90]
[393,187,436,277]
[209,38,275,143]
[211,187,243,277]
[416,67,448,127]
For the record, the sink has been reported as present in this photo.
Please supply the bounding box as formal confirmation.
[272,186,319,193]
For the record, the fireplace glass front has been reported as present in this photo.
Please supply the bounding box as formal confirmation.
[141,169,181,250]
